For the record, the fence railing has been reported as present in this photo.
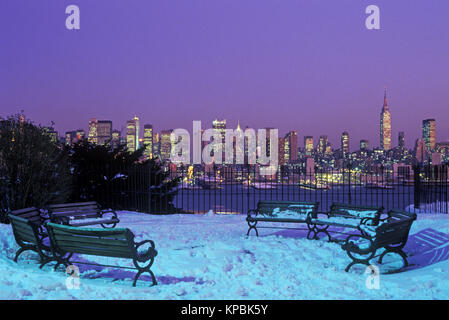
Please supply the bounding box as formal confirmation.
[73,164,449,214]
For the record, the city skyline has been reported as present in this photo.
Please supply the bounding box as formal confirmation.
[57,91,442,153]
[2,1,449,149]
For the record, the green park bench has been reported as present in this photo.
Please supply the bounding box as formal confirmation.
[8,208,51,264]
[341,209,417,273]
[47,201,119,228]
[44,222,158,287]
[246,201,319,239]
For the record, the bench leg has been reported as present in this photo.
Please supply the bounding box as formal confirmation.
[51,253,73,271]
[345,260,370,272]
[14,246,34,262]
[378,248,408,268]
[133,268,158,287]
[313,226,331,242]
[133,257,157,287]
[246,221,259,237]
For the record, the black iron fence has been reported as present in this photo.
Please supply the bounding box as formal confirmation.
[76,164,449,214]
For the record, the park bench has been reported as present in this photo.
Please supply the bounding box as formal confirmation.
[45,222,158,286]
[308,203,384,240]
[47,201,119,228]
[246,201,319,238]
[341,209,417,273]
[8,208,51,265]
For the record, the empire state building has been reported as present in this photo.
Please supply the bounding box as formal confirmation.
[380,89,392,151]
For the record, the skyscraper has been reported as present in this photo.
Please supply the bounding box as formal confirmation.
[153,132,160,159]
[380,89,392,151]
[278,137,285,165]
[341,131,349,157]
[65,131,77,145]
[422,119,436,151]
[111,130,121,149]
[97,120,112,145]
[285,131,298,162]
[126,116,140,152]
[318,135,328,155]
[143,124,153,159]
[360,139,370,151]
[414,138,429,163]
[160,129,173,160]
[212,119,226,160]
[398,131,405,149]
[88,118,98,144]
[304,136,314,156]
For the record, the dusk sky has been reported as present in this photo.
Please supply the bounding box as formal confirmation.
[1,0,449,150]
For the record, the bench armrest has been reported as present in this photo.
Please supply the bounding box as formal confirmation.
[342,234,375,254]
[247,209,258,218]
[360,216,377,225]
[135,239,155,248]
[99,209,118,219]
[314,211,331,219]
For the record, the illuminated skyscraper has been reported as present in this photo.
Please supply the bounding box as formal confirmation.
[212,119,226,160]
[341,131,349,157]
[278,137,285,165]
[88,118,98,144]
[160,129,173,160]
[126,116,140,152]
[97,120,112,145]
[318,135,328,155]
[285,131,298,162]
[422,119,436,151]
[380,89,392,151]
[65,131,77,145]
[111,130,121,149]
[153,133,160,159]
[304,136,314,156]
[143,124,153,159]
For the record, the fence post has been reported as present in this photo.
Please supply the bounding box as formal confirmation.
[347,162,352,204]
[413,165,421,211]
[148,164,152,214]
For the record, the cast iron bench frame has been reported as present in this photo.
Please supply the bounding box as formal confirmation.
[246,200,319,239]
[44,222,158,287]
[47,201,119,228]
[341,209,417,273]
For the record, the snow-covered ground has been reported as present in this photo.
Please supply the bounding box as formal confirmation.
[1,211,449,299]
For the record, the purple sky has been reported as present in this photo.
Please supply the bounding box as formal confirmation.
[1,0,449,150]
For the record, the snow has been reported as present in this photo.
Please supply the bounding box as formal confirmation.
[1,211,449,299]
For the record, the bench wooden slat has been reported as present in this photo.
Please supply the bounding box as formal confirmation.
[54,234,129,248]
[56,245,133,258]
[51,211,100,218]
[50,224,129,238]
[48,201,98,208]
[70,218,120,227]
[14,229,37,243]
